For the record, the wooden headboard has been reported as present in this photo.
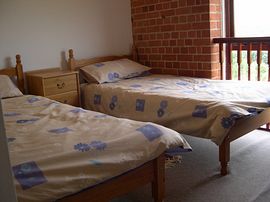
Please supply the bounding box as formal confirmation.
[67,46,139,71]
[0,55,25,93]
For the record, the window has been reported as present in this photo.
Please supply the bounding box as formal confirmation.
[234,0,270,37]
[222,0,270,81]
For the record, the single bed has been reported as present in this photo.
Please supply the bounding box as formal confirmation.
[0,55,191,202]
[67,49,270,175]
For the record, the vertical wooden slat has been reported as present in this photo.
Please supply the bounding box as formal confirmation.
[226,43,232,80]
[247,43,252,81]
[257,42,262,81]
[237,43,242,80]
[219,43,224,80]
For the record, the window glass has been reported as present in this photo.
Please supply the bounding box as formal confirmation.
[234,0,270,37]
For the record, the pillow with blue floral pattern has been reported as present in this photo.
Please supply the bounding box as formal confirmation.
[80,59,151,84]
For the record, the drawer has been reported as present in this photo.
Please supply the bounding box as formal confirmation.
[43,74,77,96]
[47,91,79,106]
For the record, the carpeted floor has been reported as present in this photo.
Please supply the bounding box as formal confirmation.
[113,130,270,202]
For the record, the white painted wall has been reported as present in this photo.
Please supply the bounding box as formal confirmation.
[0,0,133,71]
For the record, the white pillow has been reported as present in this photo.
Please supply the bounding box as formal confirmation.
[0,75,23,99]
[80,59,151,84]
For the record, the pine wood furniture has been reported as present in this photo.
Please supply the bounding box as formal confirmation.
[0,55,24,93]
[67,48,270,176]
[1,55,166,202]
[26,68,81,107]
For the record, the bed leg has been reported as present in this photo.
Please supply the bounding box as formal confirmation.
[152,154,165,202]
[219,137,230,176]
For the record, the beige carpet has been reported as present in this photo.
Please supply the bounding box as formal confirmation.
[113,130,270,202]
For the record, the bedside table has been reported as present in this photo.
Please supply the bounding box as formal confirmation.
[26,68,81,107]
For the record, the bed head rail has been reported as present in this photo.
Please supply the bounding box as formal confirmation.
[0,55,25,93]
[67,46,139,72]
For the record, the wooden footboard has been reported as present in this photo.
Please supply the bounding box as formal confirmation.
[219,108,270,175]
[59,154,165,202]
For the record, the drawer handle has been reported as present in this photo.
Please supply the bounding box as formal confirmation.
[57,82,65,89]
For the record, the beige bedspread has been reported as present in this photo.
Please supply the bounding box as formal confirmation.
[82,74,270,145]
[3,95,191,202]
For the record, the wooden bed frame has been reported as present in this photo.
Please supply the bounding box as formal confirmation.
[0,55,25,93]
[67,48,270,176]
[0,55,166,202]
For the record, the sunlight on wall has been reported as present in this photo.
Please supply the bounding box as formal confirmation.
[234,0,270,37]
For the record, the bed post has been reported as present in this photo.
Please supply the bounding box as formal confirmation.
[219,136,230,175]
[152,154,165,202]
[68,49,75,71]
[15,54,24,93]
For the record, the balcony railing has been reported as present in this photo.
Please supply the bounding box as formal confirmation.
[213,37,270,81]
[213,37,270,131]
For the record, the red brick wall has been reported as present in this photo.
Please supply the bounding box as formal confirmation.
[131,0,222,79]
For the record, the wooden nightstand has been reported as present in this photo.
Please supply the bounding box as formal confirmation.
[26,68,81,107]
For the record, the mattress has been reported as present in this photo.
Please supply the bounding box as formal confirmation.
[3,95,191,202]
[82,74,270,145]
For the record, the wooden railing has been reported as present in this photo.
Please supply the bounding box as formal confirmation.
[213,37,270,131]
[213,37,270,81]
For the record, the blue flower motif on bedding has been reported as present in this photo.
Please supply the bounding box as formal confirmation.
[176,81,189,86]
[221,117,234,129]
[27,97,40,103]
[70,108,86,114]
[136,124,163,141]
[130,84,142,88]
[94,63,105,68]
[109,102,116,110]
[108,72,120,81]
[4,112,21,117]
[74,141,107,152]
[157,100,168,118]
[247,108,263,116]
[149,86,164,91]
[12,161,47,190]
[48,127,72,134]
[109,96,118,110]
[89,141,107,150]
[16,118,39,124]
[157,109,165,117]
[111,95,117,103]
[221,113,242,129]
[198,84,208,88]
[230,113,242,120]
[108,72,114,80]
[89,160,102,166]
[192,105,207,118]
[7,137,16,143]
[136,99,145,112]
[114,72,120,78]
[74,143,91,152]
[94,114,107,119]
[94,94,102,105]
[160,100,168,109]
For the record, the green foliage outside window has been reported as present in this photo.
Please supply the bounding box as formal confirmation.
[231,51,269,81]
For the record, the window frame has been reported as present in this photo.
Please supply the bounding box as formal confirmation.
[224,0,234,37]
